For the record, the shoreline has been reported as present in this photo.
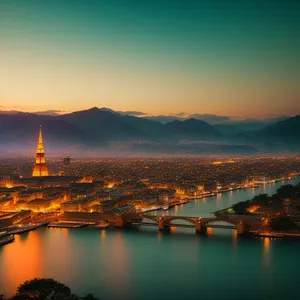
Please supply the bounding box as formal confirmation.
[142,175,300,214]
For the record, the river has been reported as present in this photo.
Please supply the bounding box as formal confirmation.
[0,177,299,300]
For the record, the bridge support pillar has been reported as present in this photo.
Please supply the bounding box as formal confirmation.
[116,214,124,228]
[195,219,207,234]
[158,217,166,231]
[237,221,249,235]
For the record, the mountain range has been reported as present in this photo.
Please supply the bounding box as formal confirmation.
[0,107,299,154]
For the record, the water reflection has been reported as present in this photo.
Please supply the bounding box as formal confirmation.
[19,231,30,242]
[174,205,178,215]
[170,226,177,233]
[232,230,238,249]
[263,237,270,269]
[61,228,68,237]
[107,231,132,299]
[0,231,42,296]
[206,227,213,236]
[157,231,162,243]
[101,230,106,241]
[216,193,222,209]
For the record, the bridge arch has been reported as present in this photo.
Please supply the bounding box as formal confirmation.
[140,214,159,224]
[204,218,238,226]
[164,216,199,225]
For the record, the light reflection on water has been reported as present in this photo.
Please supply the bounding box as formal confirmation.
[0,177,299,300]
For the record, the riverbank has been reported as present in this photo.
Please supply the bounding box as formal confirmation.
[255,231,300,238]
[156,175,300,214]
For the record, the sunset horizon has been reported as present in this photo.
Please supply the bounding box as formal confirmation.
[1,0,299,119]
[0,105,298,120]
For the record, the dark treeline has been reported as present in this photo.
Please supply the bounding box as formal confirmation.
[232,183,300,231]
[0,278,99,300]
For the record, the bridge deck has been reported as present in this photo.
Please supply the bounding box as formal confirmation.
[133,222,237,230]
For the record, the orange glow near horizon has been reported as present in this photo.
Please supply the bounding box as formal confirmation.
[0,104,295,120]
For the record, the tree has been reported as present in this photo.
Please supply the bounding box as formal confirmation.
[0,295,6,300]
[276,185,297,199]
[9,278,72,300]
[251,194,269,206]
[232,200,251,214]
[269,194,284,210]
[269,216,297,231]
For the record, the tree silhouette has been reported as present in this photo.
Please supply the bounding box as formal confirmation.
[9,278,72,300]
[269,216,296,231]
[7,278,100,300]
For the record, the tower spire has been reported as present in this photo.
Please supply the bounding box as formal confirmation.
[32,125,49,177]
[36,125,44,154]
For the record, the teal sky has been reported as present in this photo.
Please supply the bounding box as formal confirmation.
[0,0,299,117]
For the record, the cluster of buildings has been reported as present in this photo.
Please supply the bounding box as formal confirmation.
[0,128,220,217]
[0,126,299,228]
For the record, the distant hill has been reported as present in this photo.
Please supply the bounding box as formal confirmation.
[0,112,84,152]
[253,115,300,151]
[214,115,291,134]
[0,110,22,115]
[259,115,300,138]
[146,115,184,124]
[0,108,298,154]
[59,107,146,144]
[164,118,222,140]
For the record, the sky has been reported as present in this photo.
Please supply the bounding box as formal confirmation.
[0,0,300,118]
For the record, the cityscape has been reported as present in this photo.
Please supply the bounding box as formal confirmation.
[0,125,300,299]
[1,1,300,300]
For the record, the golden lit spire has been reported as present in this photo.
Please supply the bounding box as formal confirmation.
[32,125,49,177]
[36,125,45,154]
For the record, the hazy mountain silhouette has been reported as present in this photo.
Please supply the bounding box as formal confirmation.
[0,112,85,151]
[214,115,291,134]
[164,118,222,140]
[146,113,230,124]
[0,108,298,153]
[146,115,184,124]
[59,107,145,144]
[259,115,300,139]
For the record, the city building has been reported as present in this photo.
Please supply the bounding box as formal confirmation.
[63,153,71,166]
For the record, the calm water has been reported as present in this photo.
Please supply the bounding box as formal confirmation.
[1,178,300,300]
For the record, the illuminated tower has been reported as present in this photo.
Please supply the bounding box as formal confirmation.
[32,126,49,177]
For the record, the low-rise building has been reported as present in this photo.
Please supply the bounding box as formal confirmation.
[26,198,52,212]
[60,197,99,212]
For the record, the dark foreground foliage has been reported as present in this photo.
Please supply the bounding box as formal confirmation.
[2,278,99,300]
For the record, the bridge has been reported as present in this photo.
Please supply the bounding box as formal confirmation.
[115,213,251,235]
